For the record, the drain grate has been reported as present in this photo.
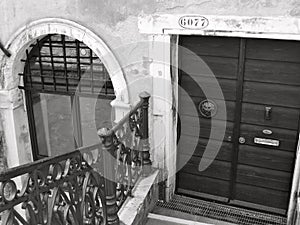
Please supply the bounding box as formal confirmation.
[156,195,287,225]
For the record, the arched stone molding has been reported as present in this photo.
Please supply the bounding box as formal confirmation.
[1,18,129,102]
[0,18,130,168]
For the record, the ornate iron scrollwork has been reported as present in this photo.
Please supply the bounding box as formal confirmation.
[0,145,107,225]
[129,110,143,137]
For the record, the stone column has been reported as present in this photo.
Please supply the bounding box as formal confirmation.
[0,88,33,168]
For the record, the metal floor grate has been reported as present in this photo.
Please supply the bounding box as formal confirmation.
[156,195,287,225]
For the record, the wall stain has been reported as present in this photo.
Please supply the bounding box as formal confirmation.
[19,125,29,145]
[238,0,279,8]
[0,113,8,171]
[290,3,300,17]
[76,0,157,26]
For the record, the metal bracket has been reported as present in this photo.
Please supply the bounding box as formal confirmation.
[0,41,11,57]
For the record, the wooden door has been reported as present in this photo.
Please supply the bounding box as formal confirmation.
[177,36,300,215]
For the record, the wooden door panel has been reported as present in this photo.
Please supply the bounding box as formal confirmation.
[243,82,300,108]
[235,183,290,210]
[236,165,291,192]
[246,39,300,63]
[181,56,238,79]
[181,115,233,141]
[181,74,237,100]
[239,124,298,152]
[177,172,230,198]
[179,135,233,161]
[244,59,300,86]
[241,103,300,130]
[238,145,295,172]
[178,155,231,181]
[181,36,240,58]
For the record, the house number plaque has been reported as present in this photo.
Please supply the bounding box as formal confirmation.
[178,16,209,29]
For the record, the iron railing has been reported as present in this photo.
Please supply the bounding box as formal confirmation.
[0,92,151,225]
[0,144,106,225]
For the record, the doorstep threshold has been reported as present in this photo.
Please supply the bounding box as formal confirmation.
[156,195,286,225]
[147,213,213,225]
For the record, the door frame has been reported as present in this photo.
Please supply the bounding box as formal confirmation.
[139,14,300,222]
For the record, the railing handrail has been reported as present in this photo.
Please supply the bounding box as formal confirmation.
[0,143,101,180]
[111,98,144,134]
[101,91,151,137]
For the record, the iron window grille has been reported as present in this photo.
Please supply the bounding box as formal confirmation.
[19,34,115,97]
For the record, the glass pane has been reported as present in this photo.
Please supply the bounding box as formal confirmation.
[80,97,113,147]
[32,93,75,157]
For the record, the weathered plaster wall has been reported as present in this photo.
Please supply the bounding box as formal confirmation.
[1,0,300,99]
[0,0,299,168]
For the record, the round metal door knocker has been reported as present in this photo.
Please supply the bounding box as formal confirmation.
[199,99,217,118]
[239,137,246,144]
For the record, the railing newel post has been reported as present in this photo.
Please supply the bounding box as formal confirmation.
[139,92,152,176]
[98,128,120,225]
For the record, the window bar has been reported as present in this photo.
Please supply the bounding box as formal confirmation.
[48,35,57,91]
[25,50,33,88]
[90,48,94,94]
[22,57,101,66]
[76,40,81,92]
[104,65,108,95]
[25,91,40,160]
[62,35,69,92]
[71,95,83,148]
[36,39,45,90]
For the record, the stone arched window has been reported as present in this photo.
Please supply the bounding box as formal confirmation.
[19,34,115,159]
[0,18,129,168]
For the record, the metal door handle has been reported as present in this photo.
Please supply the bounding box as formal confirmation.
[265,107,272,120]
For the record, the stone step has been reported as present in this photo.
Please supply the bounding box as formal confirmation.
[146,213,214,225]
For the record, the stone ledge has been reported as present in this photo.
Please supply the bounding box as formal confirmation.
[118,169,160,225]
